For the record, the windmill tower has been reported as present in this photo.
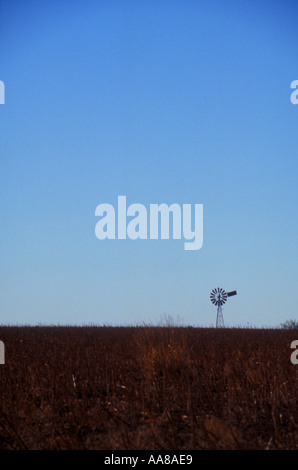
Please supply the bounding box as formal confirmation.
[210,288,237,327]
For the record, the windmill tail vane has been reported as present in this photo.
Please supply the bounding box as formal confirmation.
[210,288,237,328]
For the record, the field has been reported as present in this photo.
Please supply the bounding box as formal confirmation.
[0,326,297,450]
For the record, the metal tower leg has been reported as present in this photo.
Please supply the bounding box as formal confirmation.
[216,305,224,328]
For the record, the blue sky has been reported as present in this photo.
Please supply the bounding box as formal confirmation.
[0,0,297,327]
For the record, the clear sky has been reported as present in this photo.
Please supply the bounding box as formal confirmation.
[0,0,297,327]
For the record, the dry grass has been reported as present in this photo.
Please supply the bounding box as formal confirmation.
[0,326,297,449]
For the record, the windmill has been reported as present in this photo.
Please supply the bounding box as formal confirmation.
[210,288,237,327]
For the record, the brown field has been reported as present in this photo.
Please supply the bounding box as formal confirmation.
[0,325,297,450]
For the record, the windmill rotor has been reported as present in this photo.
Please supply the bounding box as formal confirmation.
[210,287,228,306]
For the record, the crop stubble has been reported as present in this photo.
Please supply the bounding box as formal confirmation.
[0,326,296,450]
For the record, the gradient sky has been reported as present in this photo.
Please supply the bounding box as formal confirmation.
[0,0,297,327]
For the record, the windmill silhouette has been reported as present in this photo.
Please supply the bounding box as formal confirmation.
[210,288,237,327]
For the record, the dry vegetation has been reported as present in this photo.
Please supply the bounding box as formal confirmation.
[0,326,297,450]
